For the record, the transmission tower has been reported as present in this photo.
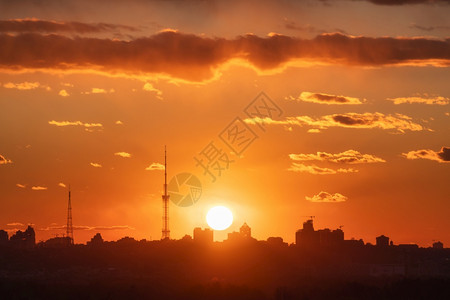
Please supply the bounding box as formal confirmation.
[162,146,170,240]
[67,186,74,244]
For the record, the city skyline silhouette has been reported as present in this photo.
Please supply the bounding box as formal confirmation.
[1,0,449,298]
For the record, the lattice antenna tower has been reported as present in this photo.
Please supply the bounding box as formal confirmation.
[162,146,170,240]
[67,185,74,244]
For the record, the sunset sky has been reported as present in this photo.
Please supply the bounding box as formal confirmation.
[0,0,449,246]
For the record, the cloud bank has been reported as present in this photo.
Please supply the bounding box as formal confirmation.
[1,31,449,81]
[245,112,425,133]
[289,150,386,164]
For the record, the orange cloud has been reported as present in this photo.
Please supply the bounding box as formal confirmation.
[3,81,41,90]
[0,154,12,165]
[114,152,131,158]
[1,32,449,82]
[31,186,47,191]
[143,83,163,100]
[145,162,165,171]
[58,89,69,97]
[82,88,115,94]
[40,224,135,231]
[305,191,347,203]
[58,182,66,188]
[16,184,26,188]
[292,92,363,105]
[48,120,103,129]
[245,112,425,133]
[289,150,386,164]
[90,162,102,168]
[288,163,358,175]
[402,147,450,163]
[7,222,24,226]
[387,95,449,105]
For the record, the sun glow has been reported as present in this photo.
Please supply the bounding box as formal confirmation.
[206,206,233,231]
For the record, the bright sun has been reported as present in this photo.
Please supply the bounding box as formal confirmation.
[206,206,233,230]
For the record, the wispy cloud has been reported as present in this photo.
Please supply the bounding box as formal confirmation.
[58,182,66,188]
[409,23,450,32]
[306,191,347,203]
[48,120,103,130]
[387,95,449,105]
[365,0,450,6]
[0,19,138,34]
[145,162,165,171]
[290,92,363,105]
[245,112,425,133]
[114,152,131,158]
[289,150,386,164]
[307,129,321,133]
[31,186,47,191]
[115,120,123,125]
[90,162,102,168]
[7,222,24,227]
[402,147,449,163]
[288,163,358,175]
[58,89,69,97]
[40,224,135,231]
[3,81,42,90]
[143,83,163,100]
[0,154,12,165]
[83,88,115,94]
[16,183,26,188]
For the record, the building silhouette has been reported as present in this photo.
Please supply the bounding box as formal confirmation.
[376,235,390,247]
[193,227,213,244]
[240,222,251,238]
[433,241,444,249]
[87,233,104,247]
[0,229,8,245]
[9,225,35,248]
[41,236,72,248]
[295,219,344,248]
[227,223,255,242]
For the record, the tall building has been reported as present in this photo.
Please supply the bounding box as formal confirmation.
[376,235,390,247]
[433,241,443,249]
[296,219,344,248]
[0,230,8,245]
[240,223,251,238]
[295,219,319,247]
[193,227,213,244]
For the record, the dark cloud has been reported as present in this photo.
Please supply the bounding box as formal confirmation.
[365,0,450,5]
[0,32,449,81]
[0,19,138,34]
[333,115,368,126]
[437,147,450,161]
[409,23,450,32]
[293,92,363,105]
[403,147,450,163]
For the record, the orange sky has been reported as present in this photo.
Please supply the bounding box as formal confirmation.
[0,0,449,246]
